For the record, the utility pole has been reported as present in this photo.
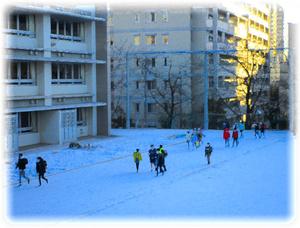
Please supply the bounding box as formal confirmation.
[125,53,130,129]
[203,52,209,130]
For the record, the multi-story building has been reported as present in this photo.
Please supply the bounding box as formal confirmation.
[269,4,284,83]
[110,3,283,129]
[110,5,192,128]
[3,4,110,152]
[190,3,271,126]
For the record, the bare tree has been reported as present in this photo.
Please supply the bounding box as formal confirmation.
[218,40,270,128]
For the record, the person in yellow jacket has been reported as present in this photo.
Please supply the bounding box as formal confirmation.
[133,149,142,173]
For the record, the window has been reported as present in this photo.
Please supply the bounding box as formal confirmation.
[51,19,57,34]
[148,103,153,113]
[265,27,269,33]
[66,22,71,36]
[111,58,114,70]
[9,15,17,29]
[136,81,139,89]
[6,14,35,36]
[162,10,168,22]
[151,58,156,67]
[209,35,213,42]
[218,31,222,42]
[77,108,87,126]
[110,39,114,46]
[164,57,168,66]
[162,34,169,44]
[150,12,156,22]
[208,13,213,20]
[146,35,156,45]
[208,54,213,64]
[134,35,141,46]
[147,80,156,90]
[73,22,80,37]
[6,62,34,84]
[209,76,214,88]
[18,112,37,133]
[134,14,140,23]
[51,18,82,41]
[136,103,140,112]
[218,76,224,87]
[52,63,84,84]
[59,21,64,35]
[19,15,28,30]
[164,80,168,89]
[111,81,115,90]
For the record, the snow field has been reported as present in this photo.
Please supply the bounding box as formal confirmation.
[7,129,291,220]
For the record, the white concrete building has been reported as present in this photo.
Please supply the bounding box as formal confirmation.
[109,6,192,128]
[3,4,110,152]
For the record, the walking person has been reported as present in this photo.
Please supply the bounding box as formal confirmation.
[191,132,199,149]
[204,143,213,165]
[156,149,165,176]
[133,149,142,173]
[157,145,167,172]
[254,123,260,139]
[36,157,48,186]
[148,145,157,171]
[223,127,230,147]
[15,153,30,186]
[232,127,239,147]
[185,131,192,149]
[260,122,266,138]
[239,121,245,138]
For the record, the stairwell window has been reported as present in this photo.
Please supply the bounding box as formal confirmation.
[150,12,156,22]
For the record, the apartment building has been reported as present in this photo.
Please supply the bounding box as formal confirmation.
[110,5,192,128]
[269,4,284,83]
[110,3,283,129]
[190,3,272,126]
[3,4,110,152]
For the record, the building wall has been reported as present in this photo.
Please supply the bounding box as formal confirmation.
[4,4,109,151]
[110,7,192,128]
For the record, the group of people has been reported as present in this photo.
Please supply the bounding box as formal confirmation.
[223,124,242,147]
[15,153,48,187]
[185,128,205,150]
[253,122,266,139]
[133,144,168,176]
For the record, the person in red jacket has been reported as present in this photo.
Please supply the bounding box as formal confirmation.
[223,127,230,147]
[232,127,239,147]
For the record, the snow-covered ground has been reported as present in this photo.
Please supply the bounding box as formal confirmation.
[6,129,292,221]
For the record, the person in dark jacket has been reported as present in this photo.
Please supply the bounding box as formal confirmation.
[204,143,213,165]
[148,145,157,171]
[158,145,167,172]
[156,148,165,176]
[36,157,48,186]
[15,153,30,186]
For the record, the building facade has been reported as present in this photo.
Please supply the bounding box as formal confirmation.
[109,5,192,128]
[110,3,283,129]
[4,4,110,152]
